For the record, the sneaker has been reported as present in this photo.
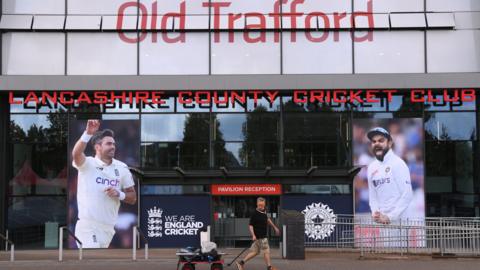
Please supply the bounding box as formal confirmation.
[236,261,245,270]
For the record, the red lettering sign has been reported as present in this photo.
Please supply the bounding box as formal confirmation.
[211,184,282,195]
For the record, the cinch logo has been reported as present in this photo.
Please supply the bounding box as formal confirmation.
[96,177,120,187]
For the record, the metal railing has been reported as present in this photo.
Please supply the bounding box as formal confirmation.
[293,215,480,257]
[58,227,83,262]
[0,232,14,262]
[132,226,149,261]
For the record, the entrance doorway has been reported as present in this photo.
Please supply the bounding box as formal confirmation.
[212,196,280,248]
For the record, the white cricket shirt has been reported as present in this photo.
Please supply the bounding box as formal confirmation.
[73,156,135,226]
[367,149,414,222]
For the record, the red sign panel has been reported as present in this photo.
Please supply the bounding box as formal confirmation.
[211,184,282,196]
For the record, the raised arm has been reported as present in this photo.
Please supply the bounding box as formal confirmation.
[72,120,99,168]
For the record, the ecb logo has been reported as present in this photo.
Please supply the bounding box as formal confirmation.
[302,202,337,240]
[147,206,163,238]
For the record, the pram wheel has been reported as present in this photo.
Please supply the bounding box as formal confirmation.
[211,263,223,270]
[182,263,195,270]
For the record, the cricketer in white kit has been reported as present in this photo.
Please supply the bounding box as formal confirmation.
[366,127,414,225]
[72,120,137,248]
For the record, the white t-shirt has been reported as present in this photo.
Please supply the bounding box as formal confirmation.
[367,149,414,222]
[73,156,135,226]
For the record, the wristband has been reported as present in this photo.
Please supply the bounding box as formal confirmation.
[118,191,126,201]
[80,131,93,143]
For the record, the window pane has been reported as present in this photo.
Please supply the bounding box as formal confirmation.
[388,94,424,112]
[355,0,423,12]
[215,113,279,142]
[10,115,52,142]
[427,30,480,73]
[244,113,279,141]
[104,98,140,113]
[11,144,67,196]
[283,32,352,74]
[140,33,209,75]
[284,142,347,168]
[141,185,208,195]
[284,114,344,141]
[8,196,66,248]
[2,33,65,75]
[424,94,454,111]
[247,97,281,112]
[215,142,242,167]
[355,31,425,73]
[285,184,351,194]
[141,96,175,112]
[215,114,247,141]
[3,0,65,14]
[211,32,280,74]
[425,112,477,140]
[425,142,453,193]
[68,0,135,15]
[455,142,474,193]
[141,142,209,169]
[215,142,279,168]
[67,33,137,75]
[141,114,209,141]
[425,140,476,217]
[177,94,211,112]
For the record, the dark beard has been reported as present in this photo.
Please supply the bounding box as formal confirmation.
[374,148,389,161]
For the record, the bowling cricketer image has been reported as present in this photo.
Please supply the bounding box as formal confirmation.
[71,120,137,248]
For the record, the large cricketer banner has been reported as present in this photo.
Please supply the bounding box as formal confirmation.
[282,195,353,243]
[353,118,425,247]
[68,119,140,249]
[141,195,211,248]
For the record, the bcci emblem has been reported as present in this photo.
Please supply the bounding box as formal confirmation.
[302,202,337,240]
[147,206,163,238]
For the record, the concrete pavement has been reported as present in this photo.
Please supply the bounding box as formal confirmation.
[0,249,479,270]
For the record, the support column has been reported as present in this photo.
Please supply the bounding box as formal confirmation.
[0,93,9,233]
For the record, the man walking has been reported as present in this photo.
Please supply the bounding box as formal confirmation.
[72,120,137,248]
[236,197,280,270]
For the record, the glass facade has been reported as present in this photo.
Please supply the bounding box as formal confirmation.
[2,90,480,248]
[1,0,480,250]
[4,91,479,247]
[7,111,68,248]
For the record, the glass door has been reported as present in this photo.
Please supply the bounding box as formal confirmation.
[212,196,280,247]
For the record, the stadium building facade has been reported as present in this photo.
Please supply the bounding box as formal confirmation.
[0,0,479,249]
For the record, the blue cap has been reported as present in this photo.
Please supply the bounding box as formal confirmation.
[367,127,391,141]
